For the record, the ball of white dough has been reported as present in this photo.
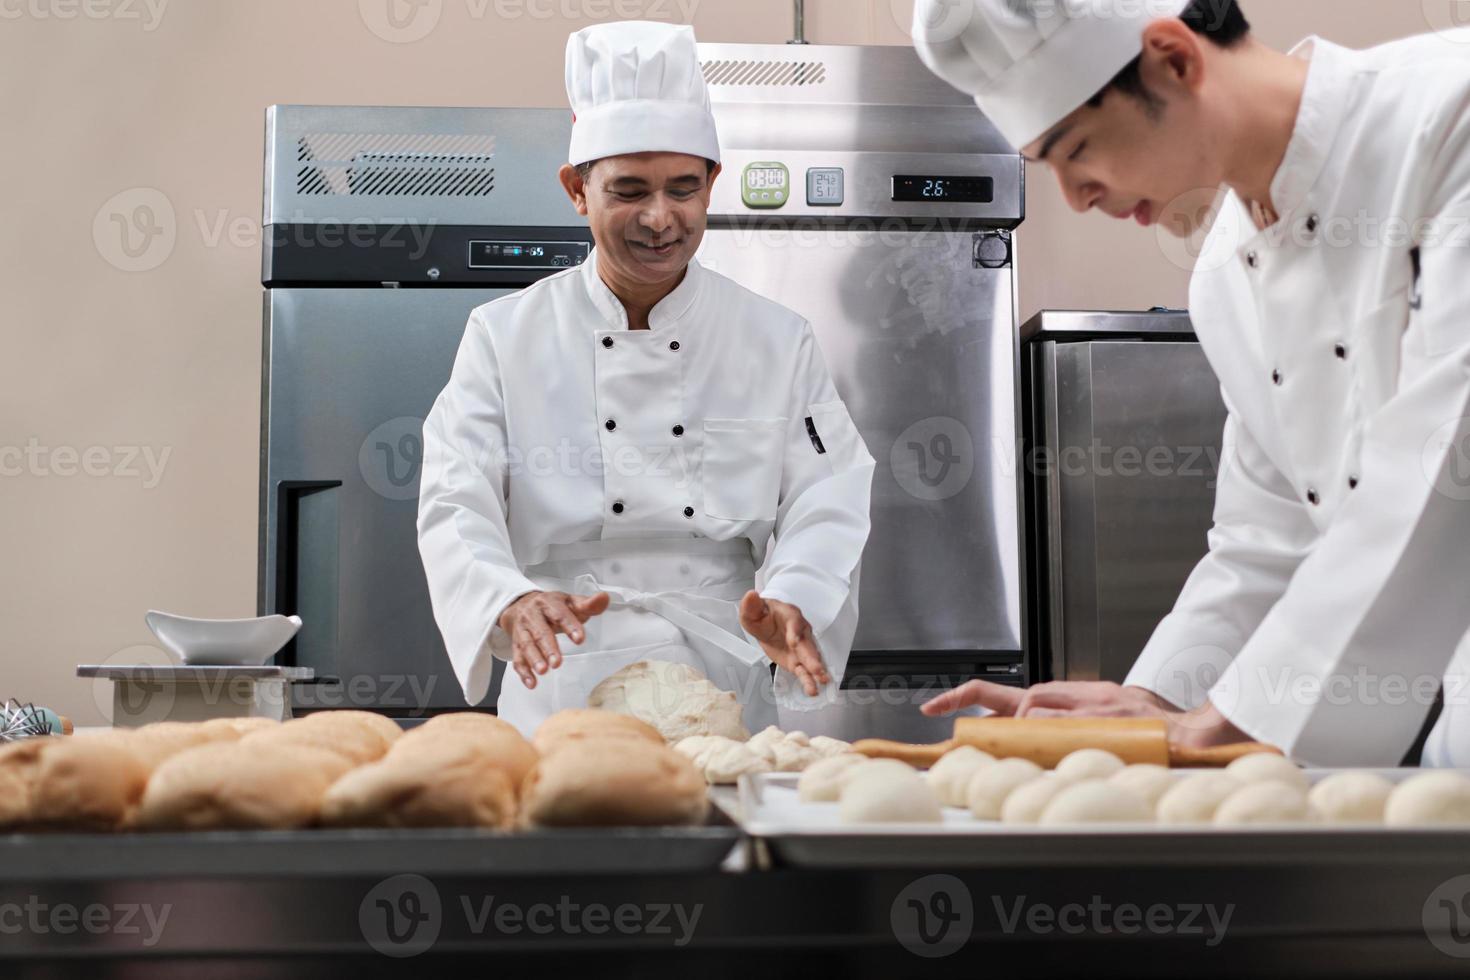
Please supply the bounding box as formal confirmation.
[1384,771,1470,827]
[1053,748,1126,782]
[1039,778,1152,825]
[1307,771,1394,824]
[1108,764,1176,809]
[1213,780,1312,825]
[838,765,942,824]
[807,735,852,759]
[966,757,1044,820]
[1000,774,1075,824]
[924,746,996,808]
[1225,753,1308,792]
[1156,772,1242,824]
[796,754,866,803]
[838,758,918,792]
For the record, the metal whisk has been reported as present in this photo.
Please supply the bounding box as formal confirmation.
[0,700,58,742]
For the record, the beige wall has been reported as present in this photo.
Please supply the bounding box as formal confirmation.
[0,0,1438,725]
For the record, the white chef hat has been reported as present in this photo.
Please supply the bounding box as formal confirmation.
[911,0,1191,150]
[565,20,720,167]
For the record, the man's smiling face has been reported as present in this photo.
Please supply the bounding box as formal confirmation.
[561,152,721,289]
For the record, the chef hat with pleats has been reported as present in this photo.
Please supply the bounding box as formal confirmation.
[911,0,1191,150]
[565,20,720,167]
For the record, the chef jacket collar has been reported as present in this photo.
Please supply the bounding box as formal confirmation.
[580,246,704,332]
[1263,36,1351,231]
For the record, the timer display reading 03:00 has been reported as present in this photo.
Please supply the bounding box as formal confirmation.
[746,167,787,190]
[891,174,994,204]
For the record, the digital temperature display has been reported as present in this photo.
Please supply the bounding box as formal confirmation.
[892,175,994,204]
[468,240,589,270]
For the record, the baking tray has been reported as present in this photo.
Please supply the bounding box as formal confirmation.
[719,770,1470,869]
[0,819,743,881]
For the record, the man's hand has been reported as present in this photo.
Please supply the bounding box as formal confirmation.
[498,590,610,689]
[919,679,1248,747]
[739,591,830,697]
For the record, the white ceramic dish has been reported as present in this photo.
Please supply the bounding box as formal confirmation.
[144,610,302,666]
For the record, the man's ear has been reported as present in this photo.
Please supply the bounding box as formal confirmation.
[1140,17,1207,96]
[558,163,590,216]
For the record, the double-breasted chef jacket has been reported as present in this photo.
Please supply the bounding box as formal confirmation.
[417,249,876,737]
[1125,31,1470,767]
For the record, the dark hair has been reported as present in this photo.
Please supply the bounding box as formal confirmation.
[1086,0,1251,113]
[575,158,718,181]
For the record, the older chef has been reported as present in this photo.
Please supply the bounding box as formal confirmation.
[914,0,1470,767]
[417,21,875,737]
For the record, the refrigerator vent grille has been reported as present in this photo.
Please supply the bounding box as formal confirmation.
[700,59,827,87]
[295,133,496,197]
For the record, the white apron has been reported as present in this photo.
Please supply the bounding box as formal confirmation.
[493,536,780,738]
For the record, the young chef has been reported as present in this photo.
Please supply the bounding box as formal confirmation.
[913,0,1470,766]
[417,21,875,737]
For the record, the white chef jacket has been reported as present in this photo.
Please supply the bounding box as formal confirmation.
[417,249,875,736]
[1125,31,1470,767]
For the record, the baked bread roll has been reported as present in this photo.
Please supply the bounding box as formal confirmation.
[320,740,518,829]
[0,737,150,832]
[520,741,709,827]
[240,712,398,766]
[133,741,354,830]
[201,717,280,738]
[389,723,538,789]
[587,660,749,742]
[89,721,233,770]
[532,709,664,756]
[415,712,520,737]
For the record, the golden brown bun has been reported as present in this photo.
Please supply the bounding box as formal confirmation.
[416,712,520,735]
[86,722,233,771]
[239,713,398,766]
[200,716,280,738]
[532,709,664,756]
[390,725,538,789]
[320,740,518,829]
[133,741,354,831]
[520,740,709,828]
[0,737,150,831]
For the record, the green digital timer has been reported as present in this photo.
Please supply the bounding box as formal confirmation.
[741,161,790,209]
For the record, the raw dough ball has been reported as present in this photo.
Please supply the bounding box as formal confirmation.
[532,709,664,755]
[1001,774,1076,824]
[1213,780,1313,825]
[838,765,942,824]
[746,726,821,772]
[1384,771,1470,827]
[838,758,919,792]
[588,660,748,743]
[746,725,790,758]
[520,740,709,827]
[797,754,866,802]
[1108,764,1177,809]
[1053,748,1126,781]
[1040,779,1152,825]
[1156,772,1242,824]
[1308,771,1394,824]
[1225,752,1308,792]
[808,735,852,758]
[673,735,772,785]
[966,757,1044,820]
[924,746,996,807]
[320,740,518,829]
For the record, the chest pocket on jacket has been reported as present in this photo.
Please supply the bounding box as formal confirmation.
[702,417,787,521]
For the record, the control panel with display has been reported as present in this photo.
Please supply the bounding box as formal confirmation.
[741,162,791,209]
[806,167,845,206]
[468,240,589,270]
[892,175,994,204]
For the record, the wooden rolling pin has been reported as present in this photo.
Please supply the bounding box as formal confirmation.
[853,717,1282,769]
